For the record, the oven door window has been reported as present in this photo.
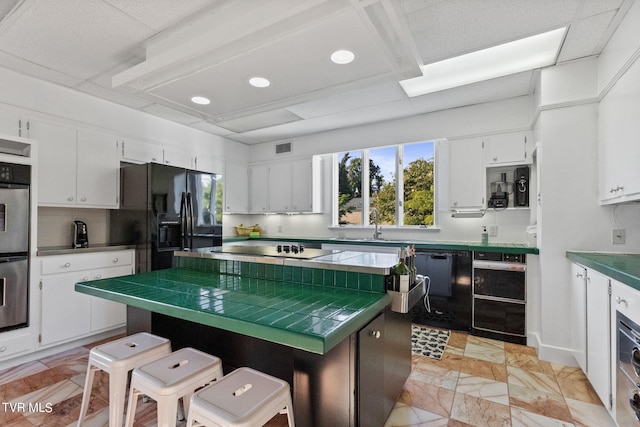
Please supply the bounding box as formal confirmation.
[473,298,525,336]
[473,268,525,300]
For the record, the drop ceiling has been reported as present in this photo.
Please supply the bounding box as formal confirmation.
[0,0,632,144]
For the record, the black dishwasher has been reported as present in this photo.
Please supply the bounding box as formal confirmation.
[472,251,526,344]
[410,251,471,332]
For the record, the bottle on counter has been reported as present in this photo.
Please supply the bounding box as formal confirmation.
[396,247,410,292]
[481,226,489,244]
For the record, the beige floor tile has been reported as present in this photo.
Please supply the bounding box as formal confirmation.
[510,406,576,426]
[459,356,508,383]
[507,366,562,395]
[464,341,505,364]
[449,391,511,427]
[509,384,573,423]
[506,352,555,376]
[399,378,455,418]
[565,398,617,427]
[383,401,449,427]
[455,372,509,405]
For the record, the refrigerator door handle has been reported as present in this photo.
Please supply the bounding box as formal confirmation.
[186,192,194,250]
[179,191,187,250]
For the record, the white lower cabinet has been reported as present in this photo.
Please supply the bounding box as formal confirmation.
[39,250,133,347]
[571,263,613,411]
[584,269,612,409]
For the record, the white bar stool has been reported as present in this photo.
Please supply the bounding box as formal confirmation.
[124,347,223,427]
[186,367,295,427]
[77,332,172,427]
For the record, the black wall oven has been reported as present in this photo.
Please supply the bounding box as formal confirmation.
[0,161,30,331]
[472,251,526,344]
[617,310,640,425]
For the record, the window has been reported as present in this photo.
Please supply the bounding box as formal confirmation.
[335,141,435,227]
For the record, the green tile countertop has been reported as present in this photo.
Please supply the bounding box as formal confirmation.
[75,268,389,355]
[226,237,539,254]
[566,252,640,292]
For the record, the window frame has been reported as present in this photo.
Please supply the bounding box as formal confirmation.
[331,140,437,229]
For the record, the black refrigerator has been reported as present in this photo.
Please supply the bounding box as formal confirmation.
[110,163,223,273]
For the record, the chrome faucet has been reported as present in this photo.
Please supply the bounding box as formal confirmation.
[371,207,382,240]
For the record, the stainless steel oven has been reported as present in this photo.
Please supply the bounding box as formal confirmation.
[617,310,640,425]
[472,251,526,344]
[0,161,30,331]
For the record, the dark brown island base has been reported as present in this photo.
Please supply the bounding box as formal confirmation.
[76,248,421,426]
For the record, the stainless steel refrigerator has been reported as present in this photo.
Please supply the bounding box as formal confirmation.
[0,161,30,331]
[110,163,223,273]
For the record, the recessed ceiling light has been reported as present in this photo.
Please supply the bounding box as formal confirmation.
[399,27,567,97]
[191,96,210,105]
[249,77,270,88]
[331,49,355,65]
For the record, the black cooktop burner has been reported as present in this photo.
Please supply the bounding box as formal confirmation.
[218,245,339,260]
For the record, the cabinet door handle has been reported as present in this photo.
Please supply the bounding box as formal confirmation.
[82,276,89,281]
[493,156,498,161]
[616,296,627,305]
[95,274,102,279]
[369,330,381,339]
[113,258,119,263]
[67,196,74,201]
[80,197,86,202]
[64,262,71,268]
[0,346,6,352]
[575,272,583,278]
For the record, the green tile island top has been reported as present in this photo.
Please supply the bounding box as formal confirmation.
[566,252,640,292]
[75,267,389,355]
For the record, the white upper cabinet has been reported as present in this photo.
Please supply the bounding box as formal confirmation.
[121,139,163,164]
[250,164,269,213]
[484,133,529,166]
[163,147,193,169]
[450,138,485,210]
[291,159,314,212]
[34,121,77,206]
[268,162,292,212]
[35,122,119,208]
[0,111,31,138]
[76,130,119,207]
[248,159,320,214]
[599,57,640,204]
[224,162,249,213]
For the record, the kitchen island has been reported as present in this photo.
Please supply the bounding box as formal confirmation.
[75,247,411,427]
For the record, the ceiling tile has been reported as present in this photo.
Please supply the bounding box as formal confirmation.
[0,0,154,79]
[141,103,203,124]
[558,11,617,62]
[287,81,406,118]
[216,109,302,133]
[578,0,624,18]
[404,0,581,63]
[104,0,215,31]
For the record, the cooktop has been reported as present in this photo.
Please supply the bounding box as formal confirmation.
[218,245,339,260]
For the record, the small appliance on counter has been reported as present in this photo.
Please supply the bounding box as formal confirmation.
[488,172,510,208]
[73,220,89,248]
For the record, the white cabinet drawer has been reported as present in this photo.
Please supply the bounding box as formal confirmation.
[611,279,640,324]
[41,250,133,275]
[0,333,32,359]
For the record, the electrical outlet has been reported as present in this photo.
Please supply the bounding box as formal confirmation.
[612,228,625,244]
[489,225,498,237]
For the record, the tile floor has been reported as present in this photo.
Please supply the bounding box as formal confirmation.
[384,329,617,427]
[0,328,618,427]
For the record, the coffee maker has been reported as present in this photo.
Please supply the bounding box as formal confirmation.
[514,166,530,207]
[488,173,509,208]
[73,220,89,248]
